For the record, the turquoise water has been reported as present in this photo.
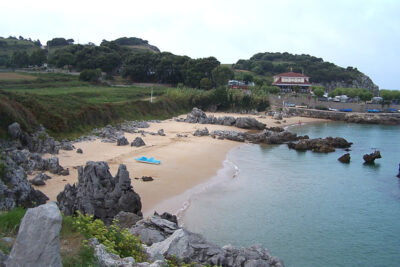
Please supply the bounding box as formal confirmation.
[182,122,400,267]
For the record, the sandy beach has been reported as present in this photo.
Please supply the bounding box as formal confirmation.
[33,113,326,216]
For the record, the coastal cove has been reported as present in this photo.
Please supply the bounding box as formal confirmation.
[181,121,400,267]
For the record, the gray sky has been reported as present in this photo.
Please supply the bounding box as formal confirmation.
[1,0,399,89]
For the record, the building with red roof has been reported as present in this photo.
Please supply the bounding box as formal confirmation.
[272,71,311,93]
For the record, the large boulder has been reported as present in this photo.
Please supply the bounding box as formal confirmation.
[131,137,146,147]
[29,173,51,186]
[117,136,129,146]
[363,150,382,164]
[57,161,142,225]
[193,127,209,137]
[6,202,62,267]
[8,122,22,139]
[185,108,208,123]
[234,117,266,130]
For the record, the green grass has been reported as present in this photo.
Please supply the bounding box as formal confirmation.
[0,207,26,235]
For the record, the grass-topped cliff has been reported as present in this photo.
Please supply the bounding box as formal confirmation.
[0,72,269,140]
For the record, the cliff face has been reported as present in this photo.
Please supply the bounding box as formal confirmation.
[318,73,379,95]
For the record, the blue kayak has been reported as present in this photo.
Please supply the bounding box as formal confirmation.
[339,108,352,112]
[135,156,161,165]
[367,109,380,113]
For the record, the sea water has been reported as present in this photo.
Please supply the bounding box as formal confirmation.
[181,122,400,267]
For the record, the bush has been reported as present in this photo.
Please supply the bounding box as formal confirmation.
[0,207,27,234]
[79,69,102,83]
[72,211,147,261]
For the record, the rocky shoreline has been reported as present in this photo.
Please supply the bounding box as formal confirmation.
[287,107,400,125]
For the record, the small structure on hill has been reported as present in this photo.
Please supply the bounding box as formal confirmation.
[272,71,311,93]
[227,80,254,94]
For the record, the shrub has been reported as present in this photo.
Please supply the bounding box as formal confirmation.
[72,212,147,261]
[0,207,27,234]
[79,69,101,83]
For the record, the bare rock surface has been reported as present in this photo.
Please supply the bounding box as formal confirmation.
[131,137,146,147]
[57,161,142,225]
[6,202,62,267]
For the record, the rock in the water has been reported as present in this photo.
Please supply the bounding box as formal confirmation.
[131,137,146,147]
[117,136,129,146]
[114,211,142,229]
[193,127,209,136]
[363,150,382,164]
[76,148,83,153]
[338,153,351,163]
[287,137,352,153]
[8,122,22,139]
[157,129,166,136]
[6,202,62,267]
[57,161,142,225]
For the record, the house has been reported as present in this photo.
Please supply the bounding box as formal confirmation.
[272,71,311,93]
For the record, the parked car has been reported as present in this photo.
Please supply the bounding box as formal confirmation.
[385,108,399,113]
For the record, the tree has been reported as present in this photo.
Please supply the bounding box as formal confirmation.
[243,73,254,84]
[211,66,234,87]
[79,69,102,82]
[313,87,325,97]
[30,49,47,66]
[10,51,29,67]
[199,78,212,90]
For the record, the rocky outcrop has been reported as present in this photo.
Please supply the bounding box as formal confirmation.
[193,127,209,137]
[114,211,143,229]
[146,229,284,267]
[129,213,284,266]
[130,214,179,246]
[287,137,352,153]
[363,151,381,164]
[57,161,142,225]
[117,136,129,146]
[338,153,351,163]
[93,125,123,143]
[6,202,62,267]
[0,153,48,210]
[318,72,379,95]
[131,137,146,147]
[210,129,298,144]
[29,172,51,186]
[88,238,136,267]
[7,122,22,139]
[287,108,400,125]
[184,108,266,130]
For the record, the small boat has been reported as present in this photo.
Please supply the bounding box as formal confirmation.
[135,156,161,165]
[367,109,380,113]
[339,108,352,112]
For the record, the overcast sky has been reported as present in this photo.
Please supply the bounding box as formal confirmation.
[1,0,399,89]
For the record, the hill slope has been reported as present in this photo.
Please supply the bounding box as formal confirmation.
[234,52,378,94]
